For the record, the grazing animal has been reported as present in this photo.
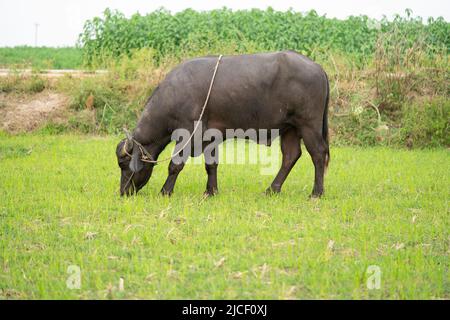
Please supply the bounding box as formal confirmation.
[116,51,330,197]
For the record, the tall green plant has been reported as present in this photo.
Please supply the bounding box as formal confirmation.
[78,8,449,67]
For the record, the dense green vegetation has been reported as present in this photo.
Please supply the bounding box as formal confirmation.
[0,46,83,69]
[0,134,448,299]
[79,8,449,66]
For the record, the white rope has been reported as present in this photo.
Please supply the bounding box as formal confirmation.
[128,54,223,164]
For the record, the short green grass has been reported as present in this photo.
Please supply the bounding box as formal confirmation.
[0,134,448,299]
[0,46,83,70]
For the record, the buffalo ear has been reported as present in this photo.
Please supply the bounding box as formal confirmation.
[129,146,144,172]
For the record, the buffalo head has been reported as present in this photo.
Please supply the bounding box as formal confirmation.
[115,133,153,196]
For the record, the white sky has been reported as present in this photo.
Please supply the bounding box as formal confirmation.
[0,0,449,47]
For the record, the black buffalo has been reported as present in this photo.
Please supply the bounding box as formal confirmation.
[116,51,330,197]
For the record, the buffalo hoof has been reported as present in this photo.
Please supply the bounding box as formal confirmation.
[309,192,323,199]
[160,188,173,196]
[265,187,281,195]
[204,189,218,197]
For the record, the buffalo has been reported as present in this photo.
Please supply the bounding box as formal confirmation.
[116,50,330,197]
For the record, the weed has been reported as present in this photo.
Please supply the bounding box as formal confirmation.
[400,96,450,147]
[0,74,48,94]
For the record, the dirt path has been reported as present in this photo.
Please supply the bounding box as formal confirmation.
[0,69,107,78]
[0,91,69,133]
[0,69,105,133]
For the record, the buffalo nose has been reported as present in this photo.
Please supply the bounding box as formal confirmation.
[120,185,135,197]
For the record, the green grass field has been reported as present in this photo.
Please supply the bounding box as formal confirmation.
[0,47,83,69]
[0,134,448,299]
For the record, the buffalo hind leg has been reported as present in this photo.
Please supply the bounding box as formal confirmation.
[301,126,328,198]
[160,160,185,196]
[266,128,301,194]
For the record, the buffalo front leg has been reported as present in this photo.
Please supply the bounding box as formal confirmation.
[204,163,218,196]
[160,160,185,196]
[204,144,219,196]
[266,128,301,194]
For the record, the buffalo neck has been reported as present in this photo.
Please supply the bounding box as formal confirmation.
[132,101,172,161]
